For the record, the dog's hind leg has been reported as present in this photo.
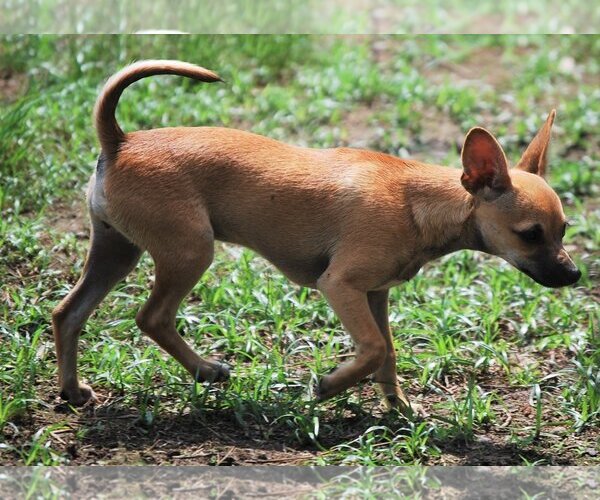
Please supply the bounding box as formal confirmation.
[368,290,413,415]
[52,218,142,406]
[135,227,229,384]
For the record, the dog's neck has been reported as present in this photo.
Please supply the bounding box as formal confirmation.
[405,165,484,256]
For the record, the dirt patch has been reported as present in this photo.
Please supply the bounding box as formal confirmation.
[418,107,463,160]
[3,361,598,466]
[45,199,89,237]
[426,379,599,466]
[0,70,28,102]
[421,45,512,90]
[37,198,90,275]
[1,384,319,466]
[342,103,380,148]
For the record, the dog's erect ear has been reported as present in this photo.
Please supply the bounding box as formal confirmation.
[461,127,511,199]
[516,109,556,177]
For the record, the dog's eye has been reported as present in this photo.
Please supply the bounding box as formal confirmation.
[561,222,569,238]
[516,225,543,244]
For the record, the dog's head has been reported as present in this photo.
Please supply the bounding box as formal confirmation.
[460,110,581,288]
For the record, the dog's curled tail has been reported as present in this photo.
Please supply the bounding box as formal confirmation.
[94,60,222,157]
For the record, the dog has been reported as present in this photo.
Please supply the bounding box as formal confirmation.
[52,60,581,415]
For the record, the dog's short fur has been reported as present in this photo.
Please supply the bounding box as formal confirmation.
[52,60,581,413]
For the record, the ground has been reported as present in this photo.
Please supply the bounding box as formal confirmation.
[0,35,598,467]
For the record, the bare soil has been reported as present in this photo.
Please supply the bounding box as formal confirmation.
[0,69,27,102]
[3,347,598,466]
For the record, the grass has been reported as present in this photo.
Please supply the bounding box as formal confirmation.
[2,1,600,34]
[0,35,599,466]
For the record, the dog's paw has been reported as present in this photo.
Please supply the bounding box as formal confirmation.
[314,375,335,402]
[383,395,427,421]
[195,361,231,383]
[212,362,230,382]
[59,383,97,407]
[403,402,428,421]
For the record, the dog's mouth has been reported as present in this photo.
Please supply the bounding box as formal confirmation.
[517,265,536,280]
[517,265,581,288]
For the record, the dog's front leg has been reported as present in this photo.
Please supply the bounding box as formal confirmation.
[315,272,387,400]
[367,290,413,415]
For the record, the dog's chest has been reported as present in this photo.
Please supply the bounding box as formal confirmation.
[375,260,423,290]
[375,246,445,290]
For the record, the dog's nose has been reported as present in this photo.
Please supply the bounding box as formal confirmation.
[557,248,581,285]
[560,266,582,286]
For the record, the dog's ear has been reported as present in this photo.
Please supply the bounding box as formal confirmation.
[515,109,556,177]
[461,127,511,200]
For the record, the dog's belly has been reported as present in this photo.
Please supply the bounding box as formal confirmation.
[268,256,330,288]
[211,206,336,288]
[217,234,328,288]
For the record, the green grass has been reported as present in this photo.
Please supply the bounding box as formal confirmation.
[2,1,600,34]
[1,35,599,466]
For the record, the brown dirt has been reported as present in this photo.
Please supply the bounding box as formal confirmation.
[420,45,513,90]
[0,70,28,102]
[3,346,598,466]
[36,199,90,275]
[418,107,464,160]
[342,103,379,148]
[45,199,89,237]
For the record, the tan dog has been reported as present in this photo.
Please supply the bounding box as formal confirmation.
[52,60,581,414]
